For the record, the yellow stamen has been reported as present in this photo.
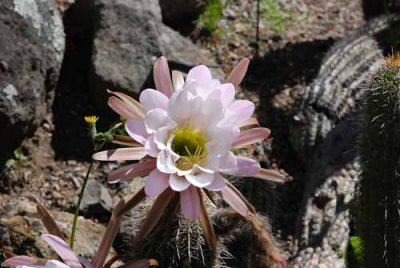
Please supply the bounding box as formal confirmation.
[171,126,208,170]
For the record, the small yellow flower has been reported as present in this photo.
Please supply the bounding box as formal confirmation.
[84,116,99,124]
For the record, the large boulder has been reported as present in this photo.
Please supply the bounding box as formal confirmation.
[89,0,216,106]
[0,0,65,163]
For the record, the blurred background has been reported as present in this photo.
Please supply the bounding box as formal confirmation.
[0,0,399,267]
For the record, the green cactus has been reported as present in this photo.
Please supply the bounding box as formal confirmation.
[120,197,227,267]
[346,236,364,267]
[359,53,400,267]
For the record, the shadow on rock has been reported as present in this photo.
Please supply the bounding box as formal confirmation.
[52,1,115,161]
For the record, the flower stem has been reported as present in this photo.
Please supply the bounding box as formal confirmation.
[69,160,94,249]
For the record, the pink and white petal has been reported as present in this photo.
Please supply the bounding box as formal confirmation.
[235,157,260,176]
[108,161,156,183]
[2,256,43,267]
[206,173,226,191]
[218,151,237,173]
[156,150,177,174]
[107,90,145,118]
[154,126,171,150]
[194,164,214,175]
[45,260,70,268]
[139,88,169,111]
[145,169,170,197]
[220,186,248,217]
[78,258,93,268]
[185,171,214,188]
[254,168,286,183]
[180,186,201,220]
[201,98,224,125]
[168,89,193,120]
[153,56,173,97]
[144,135,158,157]
[186,65,212,85]
[176,167,194,177]
[172,70,185,91]
[238,117,259,128]
[125,119,148,144]
[228,100,255,125]
[226,58,250,87]
[217,83,235,107]
[108,96,140,119]
[207,126,240,154]
[232,127,270,148]
[41,234,82,268]
[144,108,168,134]
[169,174,191,192]
[92,148,147,161]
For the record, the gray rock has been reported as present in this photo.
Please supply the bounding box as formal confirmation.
[291,246,345,268]
[0,197,107,261]
[79,179,113,222]
[89,0,217,105]
[0,0,65,163]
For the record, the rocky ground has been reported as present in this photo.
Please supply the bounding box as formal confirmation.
[0,0,398,267]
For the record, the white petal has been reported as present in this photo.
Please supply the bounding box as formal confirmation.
[227,100,255,125]
[186,65,212,84]
[201,98,224,125]
[180,187,201,220]
[168,90,191,120]
[217,83,235,107]
[41,234,81,268]
[45,260,70,268]
[218,152,237,173]
[144,108,168,134]
[145,169,170,197]
[185,171,214,188]
[172,70,185,91]
[144,134,158,157]
[169,174,191,192]
[154,126,170,150]
[125,119,148,144]
[206,173,226,191]
[139,88,169,111]
[156,150,176,174]
[206,126,240,154]
[235,157,260,176]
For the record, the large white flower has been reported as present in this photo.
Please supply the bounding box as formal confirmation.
[93,57,285,221]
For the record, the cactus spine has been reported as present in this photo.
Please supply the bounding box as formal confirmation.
[359,53,400,267]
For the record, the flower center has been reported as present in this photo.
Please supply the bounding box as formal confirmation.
[171,127,207,170]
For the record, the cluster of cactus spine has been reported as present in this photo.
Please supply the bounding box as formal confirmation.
[120,196,226,267]
[359,52,400,267]
[119,190,284,267]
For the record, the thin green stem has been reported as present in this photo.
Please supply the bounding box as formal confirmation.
[69,160,94,249]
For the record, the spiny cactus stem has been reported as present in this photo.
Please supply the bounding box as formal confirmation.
[360,53,400,267]
[246,212,287,268]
